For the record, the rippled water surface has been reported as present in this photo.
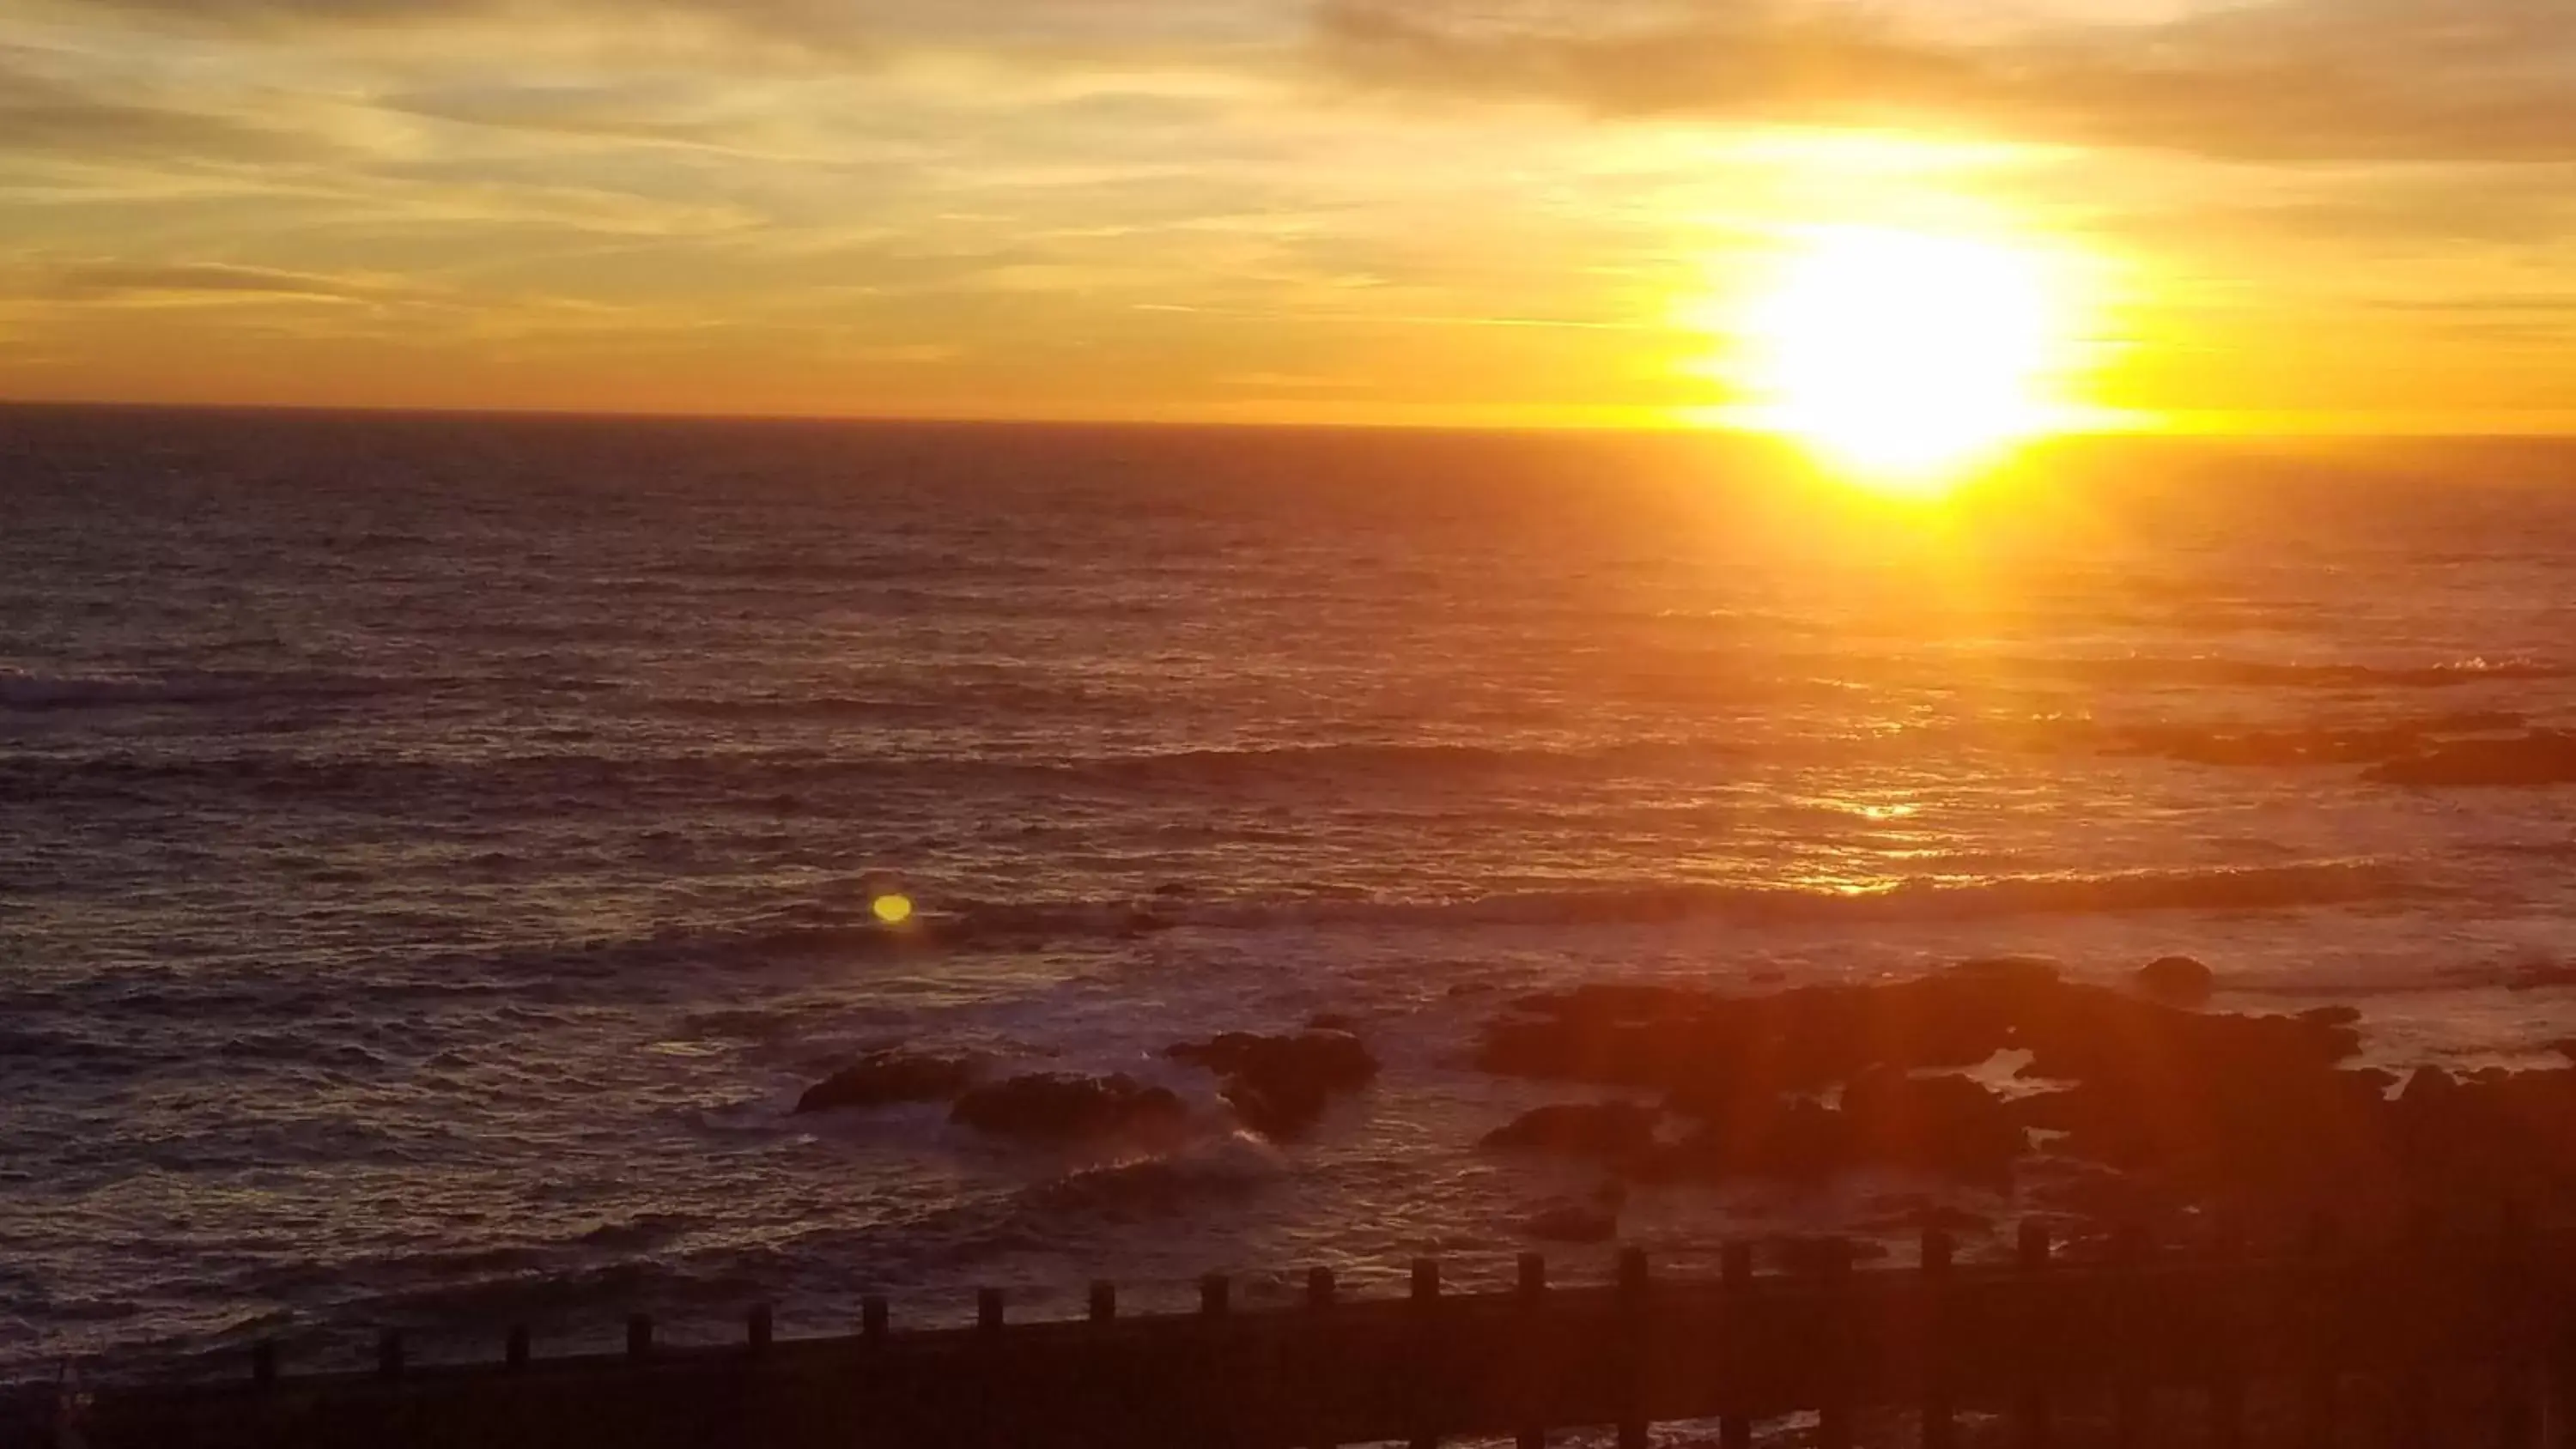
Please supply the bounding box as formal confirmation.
[3,408,2573,1377]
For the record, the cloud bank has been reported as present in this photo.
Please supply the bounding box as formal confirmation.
[1314,0,2576,163]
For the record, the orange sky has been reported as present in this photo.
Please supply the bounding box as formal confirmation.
[4,0,2574,432]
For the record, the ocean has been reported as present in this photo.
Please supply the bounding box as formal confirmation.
[3,405,2572,1379]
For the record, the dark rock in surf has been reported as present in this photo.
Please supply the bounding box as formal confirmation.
[1220,1076,1335,1141]
[1168,1030,1378,1088]
[951,1073,1187,1143]
[2366,731,2576,789]
[1481,1100,1660,1159]
[1839,1068,2026,1179]
[1477,958,2378,1199]
[1765,1235,1893,1275]
[793,1051,978,1114]
[2135,955,2215,1006]
[1168,1029,1378,1140]
[1524,1202,1619,1244]
[2398,1066,2459,1106]
[1859,1197,1991,1238]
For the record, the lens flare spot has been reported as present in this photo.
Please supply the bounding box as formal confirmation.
[872,893,914,925]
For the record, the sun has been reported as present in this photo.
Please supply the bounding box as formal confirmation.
[1731,227,2080,494]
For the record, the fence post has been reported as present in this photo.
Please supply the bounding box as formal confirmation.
[1203,1274,1233,1319]
[1720,1242,1753,1449]
[506,1325,530,1373]
[2015,1222,2052,1449]
[377,1330,404,1382]
[1412,1258,1443,1449]
[2502,1204,2539,1449]
[2206,1228,2246,1449]
[252,1340,276,1390]
[1305,1269,1337,1449]
[1818,1238,1855,1449]
[2396,1214,2435,1449]
[1516,1254,1548,1449]
[2554,1228,2576,1449]
[627,1314,653,1363]
[978,1288,1005,1336]
[1618,1247,1651,1449]
[2110,1227,2150,1449]
[1922,1230,1955,1449]
[862,1295,890,1342]
[2299,1216,2341,1449]
[749,1302,774,1356]
[1089,1282,1117,1322]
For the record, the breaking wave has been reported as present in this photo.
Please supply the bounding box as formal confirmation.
[493,860,2422,983]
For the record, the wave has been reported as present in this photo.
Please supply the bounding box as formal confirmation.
[0,737,1750,813]
[2003,654,2563,691]
[1210,860,2420,931]
[0,667,405,713]
[1728,651,2565,694]
[489,861,2420,988]
[1012,1135,1285,1222]
[1993,710,2535,770]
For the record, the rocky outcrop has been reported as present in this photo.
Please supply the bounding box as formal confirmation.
[1473,961,2576,1223]
[1630,1073,2020,1187]
[1168,1030,1377,1140]
[1523,1202,1619,1244]
[2134,955,2215,1006]
[950,1074,1187,1143]
[1481,1101,1659,1159]
[2366,731,2576,788]
[793,1052,978,1114]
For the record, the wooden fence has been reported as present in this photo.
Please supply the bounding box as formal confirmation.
[11,1219,2575,1449]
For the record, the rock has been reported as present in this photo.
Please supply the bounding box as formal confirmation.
[1480,1101,1660,1158]
[1765,1235,1893,1275]
[1168,1030,1378,1140]
[1479,959,2380,1200]
[1479,962,2053,1107]
[1221,1076,1333,1141]
[2135,955,2215,1006]
[2366,731,2576,789]
[1170,1030,1377,1089]
[1858,1198,1991,1237]
[950,1073,1188,1143]
[1839,1069,2025,1180]
[2398,1066,2459,1106]
[1639,1100,1854,1185]
[793,1051,978,1114]
[1305,1012,1358,1033]
[1118,909,1178,937]
[2508,964,2576,992]
[1524,1203,1619,1244]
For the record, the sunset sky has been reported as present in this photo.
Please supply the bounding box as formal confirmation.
[4,0,2573,431]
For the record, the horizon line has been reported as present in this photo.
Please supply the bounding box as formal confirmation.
[6,395,2576,445]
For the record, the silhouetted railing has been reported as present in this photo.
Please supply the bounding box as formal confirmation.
[14,1216,2575,1448]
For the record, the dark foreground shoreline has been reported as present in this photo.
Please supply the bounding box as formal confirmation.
[21,961,2576,1445]
[10,1217,2568,1449]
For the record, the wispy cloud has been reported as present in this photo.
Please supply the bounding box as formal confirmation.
[1313,0,2576,164]
[36,259,421,301]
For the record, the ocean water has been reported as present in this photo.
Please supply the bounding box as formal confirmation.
[3,406,2573,1379]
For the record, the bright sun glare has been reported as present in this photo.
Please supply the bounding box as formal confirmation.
[1735,227,2077,494]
